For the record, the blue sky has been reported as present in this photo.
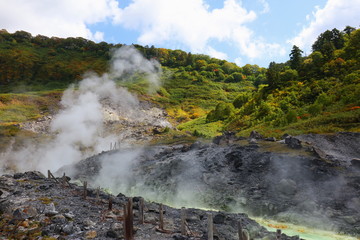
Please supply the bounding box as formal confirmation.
[1,0,359,67]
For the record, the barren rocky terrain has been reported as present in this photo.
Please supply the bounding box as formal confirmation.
[0,170,300,239]
[60,132,360,237]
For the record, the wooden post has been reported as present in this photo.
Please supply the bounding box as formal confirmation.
[159,204,164,230]
[181,207,186,235]
[83,181,87,199]
[47,170,59,183]
[238,220,250,240]
[238,221,243,240]
[139,197,144,224]
[108,197,113,211]
[123,204,129,240]
[276,229,281,240]
[124,198,133,240]
[128,198,133,231]
[110,142,112,151]
[62,173,67,187]
[96,187,100,202]
[207,213,213,240]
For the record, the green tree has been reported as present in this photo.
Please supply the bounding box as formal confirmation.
[343,26,356,35]
[279,69,298,84]
[221,61,237,74]
[266,62,285,89]
[344,29,360,60]
[312,28,344,60]
[289,45,303,70]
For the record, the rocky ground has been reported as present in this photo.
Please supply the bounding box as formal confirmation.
[20,98,172,144]
[0,171,300,240]
[60,132,360,237]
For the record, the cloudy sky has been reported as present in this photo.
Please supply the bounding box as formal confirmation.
[0,0,359,67]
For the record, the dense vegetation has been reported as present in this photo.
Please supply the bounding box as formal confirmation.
[0,26,359,140]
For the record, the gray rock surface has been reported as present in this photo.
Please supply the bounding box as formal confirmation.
[63,132,360,236]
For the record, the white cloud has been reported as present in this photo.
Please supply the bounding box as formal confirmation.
[0,0,121,41]
[234,57,243,66]
[205,46,228,60]
[258,0,270,14]
[94,31,105,42]
[290,0,360,49]
[116,0,284,61]
[0,0,286,63]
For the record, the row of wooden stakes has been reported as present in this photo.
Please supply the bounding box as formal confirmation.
[47,170,290,240]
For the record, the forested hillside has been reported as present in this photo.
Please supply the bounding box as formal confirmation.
[0,27,359,139]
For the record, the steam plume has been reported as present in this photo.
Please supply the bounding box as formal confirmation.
[0,45,162,174]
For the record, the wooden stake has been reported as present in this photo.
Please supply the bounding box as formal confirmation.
[83,181,87,199]
[139,197,144,224]
[208,213,213,240]
[62,174,66,187]
[238,221,243,240]
[47,170,59,183]
[276,229,281,240]
[108,197,113,210]
[123,204,129,240]
[181,207,186,235]
[128,198,133,233]
[96,187,100,203]
[238,220,250,240]
[159,204,164,230]
[124,198,133,240]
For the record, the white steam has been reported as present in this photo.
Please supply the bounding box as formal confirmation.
[93,149,143,193]
[0,45,162,174]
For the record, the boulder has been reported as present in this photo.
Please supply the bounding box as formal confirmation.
[249,130,264,139]
[285,136,302,149]
[265,137,276,142]
[24,171,46,180]
[248,138,258,144]
[62,223,74,235]
[213,131,237,145]
[213,213,226,224]
[281,133,290,139]
[51,214,66,224]
[351,158,360,168]
[106,229,119,238]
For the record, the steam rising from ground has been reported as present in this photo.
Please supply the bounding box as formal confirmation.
[91,146,209,210]
[0,45,162,174]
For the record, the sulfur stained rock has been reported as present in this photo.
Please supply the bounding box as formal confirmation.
[85,230,97,239]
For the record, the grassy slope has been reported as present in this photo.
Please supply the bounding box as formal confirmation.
[1,29,359,143]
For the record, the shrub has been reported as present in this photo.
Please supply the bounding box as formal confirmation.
[315,92,333,106]
[206,102,234,122]
[308,103,323,116]
[157,87,170,98]
[255,101,271,120]
[286,109,298,123]
[233,93,250,109]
